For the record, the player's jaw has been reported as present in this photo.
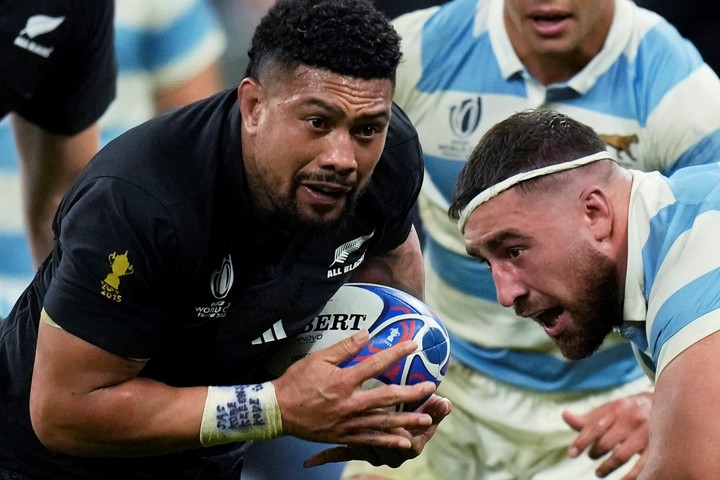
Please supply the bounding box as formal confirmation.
[517,244,624,360]
[274,170,366,232]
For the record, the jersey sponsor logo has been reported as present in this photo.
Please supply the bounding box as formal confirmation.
[100,251,134,303]
[251,320,288,345]
[13,15,65,58]
[327,231,374,278]
[449,97,482,139]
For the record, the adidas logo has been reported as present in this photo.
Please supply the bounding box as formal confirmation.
[251,320,287,345]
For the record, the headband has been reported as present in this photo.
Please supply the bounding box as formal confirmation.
[457,151,614,234]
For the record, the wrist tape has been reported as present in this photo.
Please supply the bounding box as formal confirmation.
[200,382,283,447]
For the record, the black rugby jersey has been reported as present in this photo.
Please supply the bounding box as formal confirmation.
[0,0,116,134]
[0,88,424,479]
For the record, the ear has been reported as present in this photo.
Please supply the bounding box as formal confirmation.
[580,187,614,242]
[237,77,263,135]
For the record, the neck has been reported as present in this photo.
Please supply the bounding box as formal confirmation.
[612,169,634,286]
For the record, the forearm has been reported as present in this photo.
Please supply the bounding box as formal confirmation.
[12,115,99,266]
[31,374,209,457]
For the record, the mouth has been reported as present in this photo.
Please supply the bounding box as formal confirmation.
[528,11,572,37]
[304,181,350,198]
[531,306,565,336]
[299,180,353,209]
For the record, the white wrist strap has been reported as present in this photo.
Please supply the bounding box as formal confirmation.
[200,382,283,447]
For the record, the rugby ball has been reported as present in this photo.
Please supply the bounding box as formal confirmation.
[266,283,451,411]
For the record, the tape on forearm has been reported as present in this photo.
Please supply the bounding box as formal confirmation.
[199,382,283,446]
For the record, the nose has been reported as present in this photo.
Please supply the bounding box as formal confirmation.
[319,131,357,173]
[492,263,528,308]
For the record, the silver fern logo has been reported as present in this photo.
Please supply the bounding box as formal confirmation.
[330,231,374,267]
[20,15,65,38]
[14,15,65,58]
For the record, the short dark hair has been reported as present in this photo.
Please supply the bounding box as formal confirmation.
[245,0,401,83]
[449,109,607,221]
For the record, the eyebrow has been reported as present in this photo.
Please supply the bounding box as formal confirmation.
[303,98,391,122]
[468,229,529,258]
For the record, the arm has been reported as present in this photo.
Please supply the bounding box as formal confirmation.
[11,115,99,267]
[637,330,720,479]
[153,63,223,115]
[349,225,424,299]
[30,309,439,458]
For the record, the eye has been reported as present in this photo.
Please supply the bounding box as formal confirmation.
[353,124,383,139]
[507,248,523,259]
[308,117,328,130]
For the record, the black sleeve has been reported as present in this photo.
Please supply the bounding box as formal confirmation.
[12,0,117,134]
[43,177,182,359]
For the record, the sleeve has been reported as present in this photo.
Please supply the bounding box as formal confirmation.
[647,208,720,378]
[633,9,720,175]
[15,0,117,135]
[43,177,184,359]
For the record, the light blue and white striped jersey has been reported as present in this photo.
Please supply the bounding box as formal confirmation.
[392,0,720,391]
[623,164,720,381]
[0,0,225,317]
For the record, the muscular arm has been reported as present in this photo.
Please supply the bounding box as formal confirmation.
[349,225,424,299]
[30,309,207,456]
[30,309,438,458]
[11,115,100,267]
[638,330,720,479]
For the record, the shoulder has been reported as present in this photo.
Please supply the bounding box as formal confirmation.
[382,103,423,172]
[83,90,239,203]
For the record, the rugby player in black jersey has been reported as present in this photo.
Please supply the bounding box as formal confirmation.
[0,1,451,479]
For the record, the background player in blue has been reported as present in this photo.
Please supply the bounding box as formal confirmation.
[0,0,116,268]
[343,0,720,478]
[451,108,720,480]
[0,1,452,479]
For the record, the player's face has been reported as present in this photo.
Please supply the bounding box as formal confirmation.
[239,66,393,232]
[463,188,624,360]
[504,0,614,63]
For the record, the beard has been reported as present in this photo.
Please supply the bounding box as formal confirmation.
[552,243,624,360]
[263,173,369,234]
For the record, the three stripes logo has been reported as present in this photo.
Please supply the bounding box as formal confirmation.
[251,320,287,345]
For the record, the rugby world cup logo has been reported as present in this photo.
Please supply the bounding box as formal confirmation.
[210,255,234,299]
[449,97,482,138]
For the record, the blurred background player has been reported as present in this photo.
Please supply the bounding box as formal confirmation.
[0,0,225,318]
[0,0,115,310]
[342,0,720,479]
